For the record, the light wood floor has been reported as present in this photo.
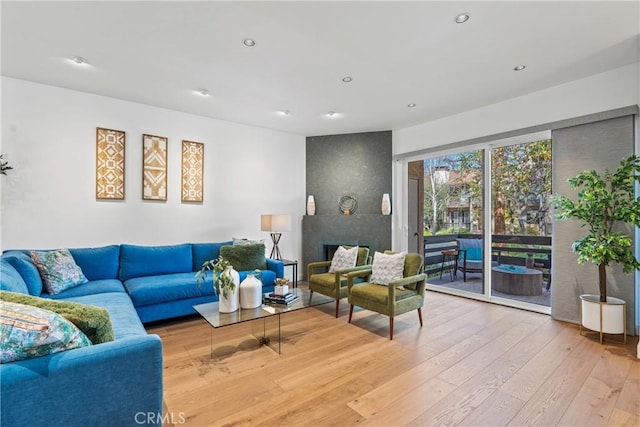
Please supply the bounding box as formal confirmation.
[148,288,639,427]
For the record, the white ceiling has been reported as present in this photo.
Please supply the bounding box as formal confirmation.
[2,1,639,137]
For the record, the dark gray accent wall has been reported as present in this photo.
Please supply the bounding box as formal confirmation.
[552,115,636,334]
[303,131,392,278]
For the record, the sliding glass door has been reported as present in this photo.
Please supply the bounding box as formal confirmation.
[422,150,484,296]
[490,138,552,308]
[419,132,552,313]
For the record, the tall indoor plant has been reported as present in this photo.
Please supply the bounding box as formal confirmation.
[553,155,640,343]
[553,155,640,301]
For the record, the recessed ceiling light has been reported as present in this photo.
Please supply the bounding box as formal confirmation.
[243,38,256,47]
[69,56,88,65]
[327,111,336,116]
[454,13,470,24]
[277,110,291,116]
[408,103,416,108]
[513,65,526,71]
[195,88,210,97]
[342,76,352,83]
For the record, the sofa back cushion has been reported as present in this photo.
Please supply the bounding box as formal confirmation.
[69,245,120,281]
[220,244,266,271]
[191,241,232,271]
[2,251,44,296]
[119,244,193,281]
[0,259,29,294]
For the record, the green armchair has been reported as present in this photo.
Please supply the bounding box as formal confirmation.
[308,247,371,317]
[346,252,426,340]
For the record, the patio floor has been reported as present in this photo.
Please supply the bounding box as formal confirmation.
[427,271,551,307]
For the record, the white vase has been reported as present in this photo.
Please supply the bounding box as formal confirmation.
[307,195,316,215]
[218,268,240,313]
[381,193,391,215]
[580,294,626,343]
[240,274,263,309]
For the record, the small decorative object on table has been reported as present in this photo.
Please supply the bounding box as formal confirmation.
[263,292,299,306]
[274,278,290,295]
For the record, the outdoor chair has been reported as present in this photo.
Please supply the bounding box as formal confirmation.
[457,238,484,281]
[345,251,426,340]
[308,246,371,317]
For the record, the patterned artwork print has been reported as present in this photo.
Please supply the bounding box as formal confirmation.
[142,134,168,200]
[96,127,125,199]
[181,141,204,202]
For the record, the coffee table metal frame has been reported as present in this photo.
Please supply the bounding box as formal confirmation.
[193,288,332,354]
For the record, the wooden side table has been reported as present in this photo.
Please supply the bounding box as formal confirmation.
[440,249,458,281]
[280,259,298,288]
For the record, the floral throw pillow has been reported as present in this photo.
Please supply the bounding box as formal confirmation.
[328,246,359,273]
[30,249,88,295]
[0,301,92,363]
[370,251,406,286]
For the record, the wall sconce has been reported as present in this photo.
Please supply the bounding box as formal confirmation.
[260,214,292,260]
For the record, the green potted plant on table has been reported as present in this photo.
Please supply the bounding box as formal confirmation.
[196,256,240,313]
[553,155,640,343]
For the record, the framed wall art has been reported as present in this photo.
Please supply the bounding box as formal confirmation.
[142,134,168,201]
[181,140,204,202]
[96,127,125,200]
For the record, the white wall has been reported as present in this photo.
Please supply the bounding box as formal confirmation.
[0,77,306,261]
[393,62,639,156]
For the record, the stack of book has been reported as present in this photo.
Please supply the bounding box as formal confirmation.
[263,292,299,305]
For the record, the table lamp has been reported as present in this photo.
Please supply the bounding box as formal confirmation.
[260,214,291,260]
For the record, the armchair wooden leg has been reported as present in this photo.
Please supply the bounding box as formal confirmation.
[335,299,340,318]
[417,308,423,327]
[348,304,354,323]
[390,317,394,340]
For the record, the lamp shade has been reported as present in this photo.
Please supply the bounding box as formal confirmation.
[260,214,291,232]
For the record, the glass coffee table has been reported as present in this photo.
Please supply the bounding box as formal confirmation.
[193,288,332,354]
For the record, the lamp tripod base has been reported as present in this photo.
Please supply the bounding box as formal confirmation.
[269,232,282,260]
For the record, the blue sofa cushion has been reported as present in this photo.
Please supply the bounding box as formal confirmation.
[119,243,193,281]
[191,241,232,271]
[2,251,43,296]
[124,273,215,307]
[0,259,29,294]
[69,245,120,281]
[40,279,126,300]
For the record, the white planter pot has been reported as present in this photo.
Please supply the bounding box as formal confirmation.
[240,274,263,309]
[580,294,626,344]
[274,284,289,296]
[218,268,240,313]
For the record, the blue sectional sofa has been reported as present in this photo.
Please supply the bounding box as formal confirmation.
[0,241,284,426]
